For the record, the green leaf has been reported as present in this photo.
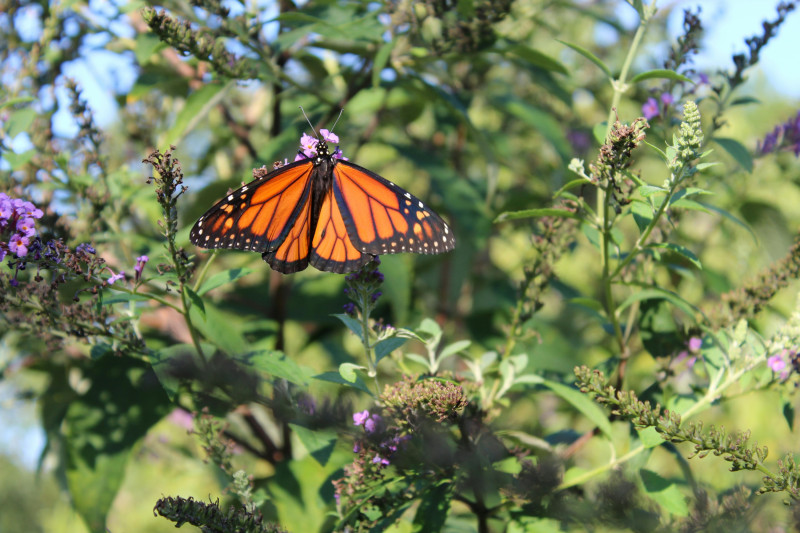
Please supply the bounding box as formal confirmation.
[439,339,471,360]
[637,426,664,448]
[669,198,711,212]
[506,44,569,74]
[638,185,667,197]
[695,201,757,243]
[648,242,702,269]
[541,379,613,438]
[65,357,170,532]
[494,207,582,223]
[151,343,210,400]
[630,200,654,234]
[640,469,688,516]
[163,83,228,146]
[372,39,395,87]
[289,424,337,466]
[730,96,760,106]
[339,362,362,383]
[333,313,364,341]
[412,482,453,533]
[2,149,35,170]
[783,400,795,431]
[185,287,205,319]
[243,350,311,385]
[374,337,408,362]
[418,317,442,337]
[314,371,373,395]
[99,293,153,305]
[197,267,255,295]
[593,121,608,144]
[0,96,35,109]
[558,39,612,78]
[713,137,753,173]
[5,107,37,138]
[617,286,699,319]
[630,69,694,84]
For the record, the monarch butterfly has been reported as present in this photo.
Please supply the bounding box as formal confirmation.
[190,128,455,274]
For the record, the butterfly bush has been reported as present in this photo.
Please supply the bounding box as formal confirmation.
[0,194,44,261]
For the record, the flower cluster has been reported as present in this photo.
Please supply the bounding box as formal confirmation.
[757,110,800,157]
[588,116,649,205]
[294,129,347,161]
[342,258,384,316]
[381,374,468,428]
[0,194,44,261]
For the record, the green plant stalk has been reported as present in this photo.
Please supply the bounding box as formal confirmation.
[609,165,689,280]
[354,285,380,394]
[191,250,219,293]
[562,356,778,491]
[597,7,654,368]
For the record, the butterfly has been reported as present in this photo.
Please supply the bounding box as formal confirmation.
[190,129,456,274]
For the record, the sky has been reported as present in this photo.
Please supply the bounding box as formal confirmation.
[3,0,800,470]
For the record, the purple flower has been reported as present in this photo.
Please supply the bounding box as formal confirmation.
[642,97,659,120]
[688,336,702,352]
[364,414,382,434]
[697,73,709,85]
[320,129,339,144]
[757,111,800,157]
[353,410,370,426]
[758,126,781,155]
[299,133,318,157]
[343,302,357,316]
[372,454,390,466]
[108,270,125,285]
[76,243,96,255]
[660,93,674,106]
[0,248,6,262]
[134,255,149,283]
[16,217,36,237]
[0,198,13,221]
[8,234,29,257]
[353,441,361,453]
[15,201,43,219]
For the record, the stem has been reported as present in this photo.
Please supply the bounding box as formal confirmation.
[597,6,654,383]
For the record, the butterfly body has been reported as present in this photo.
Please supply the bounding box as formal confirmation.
[190,137,455,274]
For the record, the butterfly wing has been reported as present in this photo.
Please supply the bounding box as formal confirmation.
[190,160,316,273]
[309,186,373,273]
[331,161,456,256]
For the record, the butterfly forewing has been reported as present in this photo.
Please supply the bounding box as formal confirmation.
[189,160,314,254]
[332,161,456,256]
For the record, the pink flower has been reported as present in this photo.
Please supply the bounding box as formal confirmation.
[660,93,674,106]
[642,97,659,120]
[688,337,702,352]
[768,354,786,373]
[320,128,339,144]
[353,410,370,426]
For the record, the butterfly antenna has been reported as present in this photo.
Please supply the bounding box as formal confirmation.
[329,108,344,135]
[299,106,319,138]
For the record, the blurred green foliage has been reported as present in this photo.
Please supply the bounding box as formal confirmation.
[2,0,800,531]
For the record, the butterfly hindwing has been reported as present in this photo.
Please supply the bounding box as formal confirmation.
[331,161,456,256]
[190,160,314,256]
[309,186,373,273]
